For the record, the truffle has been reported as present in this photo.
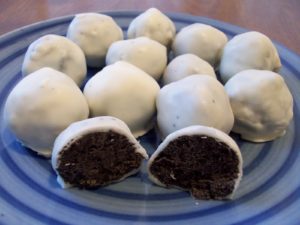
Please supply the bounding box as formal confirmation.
[106,37,167,80]
[52,116,148,188]
[157,75,234,139]
[127,8,176,48]
[4,68,89,157]
[84,61,160,137]
[225,69,293,142]
[22,34,87,86]
[220,31,281,83]
[148,125,243,200]
[67,13,123,67]
[162,53,216,85]
[172,23,228,67]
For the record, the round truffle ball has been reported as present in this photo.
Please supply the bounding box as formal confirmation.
[157,75,234,139]
[83,61,160,137]
[22,34,87,86]
[67,13,123,67]
[172,23,228,67]
[127,8,176,48]
[162,54,216,85]
[106,37,167,80]
[220,31,281,83]
[4,68,89,157]
[225,69,293,142]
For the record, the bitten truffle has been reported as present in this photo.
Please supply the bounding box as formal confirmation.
[148,125,243,200]
[52,116,148,188]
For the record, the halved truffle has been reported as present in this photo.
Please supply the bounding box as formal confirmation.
[148,126,243,200]
[51,116,148,189]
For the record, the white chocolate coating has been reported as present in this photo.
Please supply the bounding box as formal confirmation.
[52,116,148,188]
[67,13,123,67]
[162,53,216,85]
[220,31,281,83]
[225,69,293,142]
[22,34,87,86]
[4,68,89,157]
[157,75,234,139]
[172,23,228,67]
[84,61,160,137]
[106,37,167,80]
[127,8,176,47]
[148,125,243,199]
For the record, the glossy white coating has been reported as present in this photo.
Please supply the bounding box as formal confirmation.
[127,8,176,47]
[162,53,216,85]
[172,23,228,67]
[4,68,89,157]
[225,69,293,142]
[220,31,281,83]
[67,13,123,67]
[22,34,87,86]
[106,37,167,80]
[84,61,160,137]
[157,75,234,139]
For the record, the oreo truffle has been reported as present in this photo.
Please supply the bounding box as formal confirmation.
[22,34,87,86]
[172,23,228,67]
[220,31,281,83]
[106,37,167,80]
[162,53,216,85]
[157,75,234,139]
[67,13,123,67]
[225,69,293,142]
[148,126,243,200]
[52,116,148,189]
[127,8,176,48]
[84,61,160,137]
[4,67,89,157]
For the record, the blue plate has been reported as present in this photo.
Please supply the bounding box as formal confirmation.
[1,11,300,225]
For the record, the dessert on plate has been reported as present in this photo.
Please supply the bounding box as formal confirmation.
[148,125,243,200]
[22,34,87,86]
[67,13,123,67]
[225,69,293,142]
[52,116,148,189]
[4,68,89,157]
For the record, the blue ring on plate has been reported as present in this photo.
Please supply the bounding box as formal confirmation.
[0,11,299,224]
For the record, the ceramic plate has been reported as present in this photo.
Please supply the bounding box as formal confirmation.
[0,11,300,225]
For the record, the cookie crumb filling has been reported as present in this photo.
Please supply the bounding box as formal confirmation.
[57,131,144,189]
[149,135,239,199]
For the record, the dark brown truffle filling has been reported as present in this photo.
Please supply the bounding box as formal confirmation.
[149,135,240,200]
[57,131,144,189]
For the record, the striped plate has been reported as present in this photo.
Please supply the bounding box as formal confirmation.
[0,11,300,225]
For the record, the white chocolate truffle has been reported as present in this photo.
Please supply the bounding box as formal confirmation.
[52,116,148,189]
[172,23,228,67]
[225,69,293,142]
[4,68,89,157]
[84,61,160,137]
[106,37,167,80]
[163,53,216,85]
[67,13,123,67]
[220,31,281,83]
[22,34,87,86]
[127,8,176,47]
[148,125,243,200]
[157,75,234,139]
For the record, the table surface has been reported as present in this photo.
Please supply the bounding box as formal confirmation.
[0,0,299,55]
